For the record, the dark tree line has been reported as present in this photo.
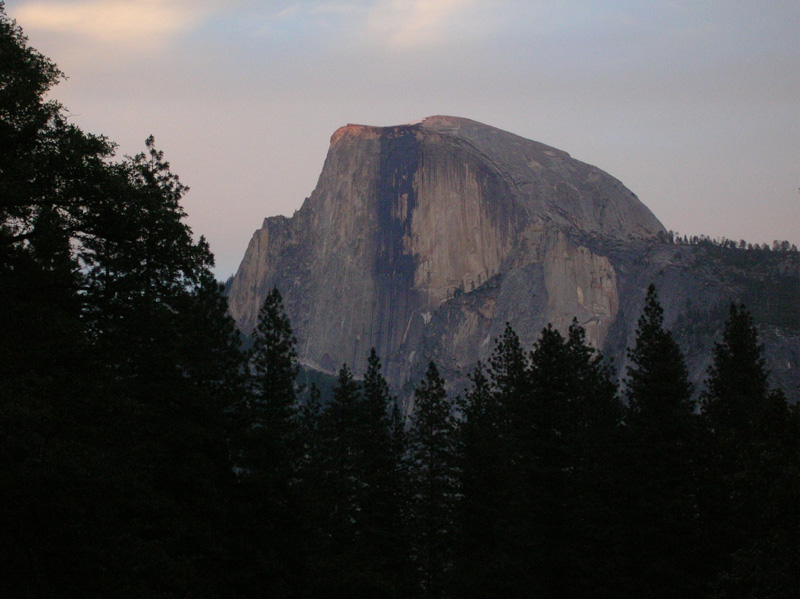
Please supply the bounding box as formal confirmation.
[656,230,799,253]
[224,285,798,599]
[2,6,798,597]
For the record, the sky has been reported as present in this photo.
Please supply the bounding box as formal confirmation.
[5,0,799,278]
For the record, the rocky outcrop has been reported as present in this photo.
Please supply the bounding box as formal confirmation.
[227,116,799,401]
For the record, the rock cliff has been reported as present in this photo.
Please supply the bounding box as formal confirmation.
[227,116,799,401]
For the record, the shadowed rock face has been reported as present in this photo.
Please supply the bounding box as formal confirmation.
[227,116,799,400]
[227,116,665,384]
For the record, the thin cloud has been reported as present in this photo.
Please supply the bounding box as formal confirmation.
[367,0,477,50]
[272,1,363,20]
[309,1,362,15]
[14,0,215,47]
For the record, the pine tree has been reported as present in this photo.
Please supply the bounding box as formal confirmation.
[234,287,303,597]
[295,382,324,504]
[561,320,623,598]
[701,304,798,598]
[455,322,622,598]
[289,382,328,598]
[361,349,396,496]
[240,287,301,502]
[80,142,239,598]
[388,381,413,597]
[406,362,458,599]
[620,284,701,598]
[174,271,244,399]
[510,322,622,598]
[625,285,694,428]
[321,363,363,552]
[565,320,621,437]
[359,349,407,594]
[487,323,529,419]
[517,325,573,597]
[453,361,517,598]
[1,8,246,595]
[307,353,406,596]
[248,287,300,430]
[702,304,788,437]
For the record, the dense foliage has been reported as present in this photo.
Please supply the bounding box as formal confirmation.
[2,7,797,597]
[1,6,241,596]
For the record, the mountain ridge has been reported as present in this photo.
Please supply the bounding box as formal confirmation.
[226,116,799,400]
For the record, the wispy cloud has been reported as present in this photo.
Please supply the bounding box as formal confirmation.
[14,0,216,48]
[306,1,362,16]
[269,1,363,20]
[251,1,490,52]
[367,0,477,50]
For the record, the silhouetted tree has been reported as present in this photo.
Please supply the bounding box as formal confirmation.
[406,362,458,599]
[359,349,408,595]
[701,305,798,598]
[1,8,243,592]
[232,287,304,597]
[452,361,517,598]
[487,323,529,419]
[542,321,622,598]
[619,284,702,598]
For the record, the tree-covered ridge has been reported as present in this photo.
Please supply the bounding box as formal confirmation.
[648,231,800,331]
[2,6,798,597]
[656,230,799,254]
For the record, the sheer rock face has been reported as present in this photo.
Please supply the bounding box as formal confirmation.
[227,116,666,385]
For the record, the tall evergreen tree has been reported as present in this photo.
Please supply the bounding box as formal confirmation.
[233,287,304,597]
[320,363,363,554]
[247,287,300,436]
[311,352,406,597]
[702,304,788,437]
[620,284,702,598]
[2,7,254,596]
[561,321,623,598]
[361,349,396,498]
[511,325,572,598]
[406,362,458,599]
[505,322,620,598]
[1,8,244,591]
[454,321,621,598]
[625,285,695,428]
[294,381,324,510]
[701,304,798,598]
[564,320,622,438]
[487,323,529,420]
[452,361,517,599]
[78,146,239,598]
[359,348,408,596]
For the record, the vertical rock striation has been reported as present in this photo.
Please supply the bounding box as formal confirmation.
[227,116,666,386]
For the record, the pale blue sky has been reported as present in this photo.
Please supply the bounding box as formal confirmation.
[6,0,799,277]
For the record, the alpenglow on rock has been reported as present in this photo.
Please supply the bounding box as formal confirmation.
[227,116,667,386]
